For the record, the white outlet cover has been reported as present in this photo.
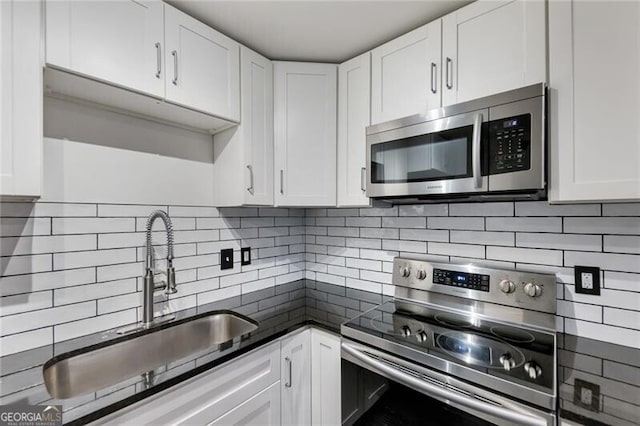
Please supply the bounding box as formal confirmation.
[580,387,593,405]
[581,272,594,289]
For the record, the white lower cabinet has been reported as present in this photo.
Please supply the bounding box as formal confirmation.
[92,328,342,426]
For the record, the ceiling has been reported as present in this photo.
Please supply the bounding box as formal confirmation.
[167,1,473,63]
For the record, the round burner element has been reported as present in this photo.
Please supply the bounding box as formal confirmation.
[490,326,535,344]
[435,331,525,369]
[369,314,424,337]
[434,313,475,329]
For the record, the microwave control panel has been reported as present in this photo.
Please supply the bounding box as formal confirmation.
[488,114,531,175]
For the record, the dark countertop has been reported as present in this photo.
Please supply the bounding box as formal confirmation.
[1,279,638,425]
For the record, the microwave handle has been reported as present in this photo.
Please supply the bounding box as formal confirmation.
[472,113,483,189]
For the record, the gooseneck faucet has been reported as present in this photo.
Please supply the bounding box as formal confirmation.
[142,210,178,326]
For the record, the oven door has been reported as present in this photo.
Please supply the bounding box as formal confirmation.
[342,339,555,426]
[366,110,488,198]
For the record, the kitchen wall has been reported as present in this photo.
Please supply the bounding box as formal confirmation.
[304,203,640,348]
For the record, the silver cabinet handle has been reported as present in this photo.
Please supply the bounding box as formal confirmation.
[284,356,292,388]
[360,167,366,192]
[171,50,178,86]
[472,113,483,189]
[341,342,546,426]
[430,62,437,94]
[246,165,254,195]
[155,42,162,79]
[445,57,453,90]
[279,170,284,194]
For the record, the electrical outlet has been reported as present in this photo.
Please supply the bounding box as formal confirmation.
[574,378,600,412]
[241,247,251,266]
[221,248,234,270]
[574,266,600,295]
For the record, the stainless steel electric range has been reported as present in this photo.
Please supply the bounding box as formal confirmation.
[341,257,557,426]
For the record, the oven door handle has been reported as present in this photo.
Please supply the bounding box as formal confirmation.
[341,342,547,426]
[472,112,483,189]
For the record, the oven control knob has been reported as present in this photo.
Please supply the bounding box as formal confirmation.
[524,361,542,380]
[499,353,516,371]
[416,269,427,280]
[400,266,411,278]
[524,283,542,298]
[499,280,516,294]
[401,325,412,337]
[416,331,428,343]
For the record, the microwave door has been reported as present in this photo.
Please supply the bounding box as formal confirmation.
[366,110,489,198]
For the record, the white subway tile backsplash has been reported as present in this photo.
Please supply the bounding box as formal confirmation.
[359,206,398,217]
[564,319,640,348]
[97,293,140,315]
[0,268,96,297]
[429,242,484,259]
[197,285,241,305]
[327,246,359,258]
[450,230,513,246]
[449,202,513,217]
[52,218,134,235]
[98,204,165,217]
[565,286,640,311]
[168,206,219,218]
[604,308,640,330]
[1,234,97,256]
[428,217,484,230]
[241,277,275,294]
[258,208,289,217]
[275,217,304,227]
[381,217,426,229]
[316,217,345,227]
[565,251,640,273]
[602,203,640,217]
[604,272,639,291]
[359,249,397,262]
[400,229,449,242]
[557,300,603,322]
[97,262,143,282]
[346,237,381,250]
[259,265,289,279]
[327,208,360,217]
[315,273,345,286]
[328,226,359,237]
[360,227,399,239]
[1,202,97,218]
[0,291,52,316]
[258,227,289,238]
[346,258,382,271]
[486,217,562,233]
[346,217,381,227]
[0,301,95,336]
[135,217,196,232]
[515,201,600,217]
[54,309,136,342]
[54,279,136,306]
[399,204,448,217]
[604,236,640,254]
[53,248,136,270]
[0,218,51,237]
[0,328,52,356]
[487,246,563,266]
[382,239,427,253]
[564,217,640,235]
[241,217,274,228]
[218,207,258,217]
[516,233,602,252]
[196,217,240,230]
[219,228,258,240]
[1,254,52,276]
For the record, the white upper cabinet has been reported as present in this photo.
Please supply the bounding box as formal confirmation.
[337,53,371,207]
[45,0,164,98]
[549,0,640,202]
[274,62,337,207]
[1,0,42,199]
[442,0,546,106]
[371,20,442,124]
[164,4,240,121]
[214,47,274,206]
[281,330,311,426]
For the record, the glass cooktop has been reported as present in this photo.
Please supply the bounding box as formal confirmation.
[342,299,556,394]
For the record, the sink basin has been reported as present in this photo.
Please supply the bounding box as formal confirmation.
[43,311,258,399]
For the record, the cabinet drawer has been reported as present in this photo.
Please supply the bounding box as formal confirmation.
[94,341,280,425]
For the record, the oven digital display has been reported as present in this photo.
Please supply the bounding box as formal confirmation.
[433,269,490,292]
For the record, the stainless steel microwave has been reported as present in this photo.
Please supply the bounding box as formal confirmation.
[365,83,546,203]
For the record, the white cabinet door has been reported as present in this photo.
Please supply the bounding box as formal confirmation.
[45,0,164,98]
[210,382,281,426]
[311,329,341,426]
[274,62,337,207]
[549,0,640,202]
[214,47,274,206]
[337,53,371,207]
[164,4,240,121]
[1,0,42,198]
[94,342,281,425]
[281,329,311,426]
[442,0,545,106]
[371,21,441,124]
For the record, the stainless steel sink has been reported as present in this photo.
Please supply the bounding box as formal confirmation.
[43,312,258,399]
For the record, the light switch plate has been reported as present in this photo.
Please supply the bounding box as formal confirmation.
[574,266,600,295]
[241,247,251,266]
[221,248,234,270]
